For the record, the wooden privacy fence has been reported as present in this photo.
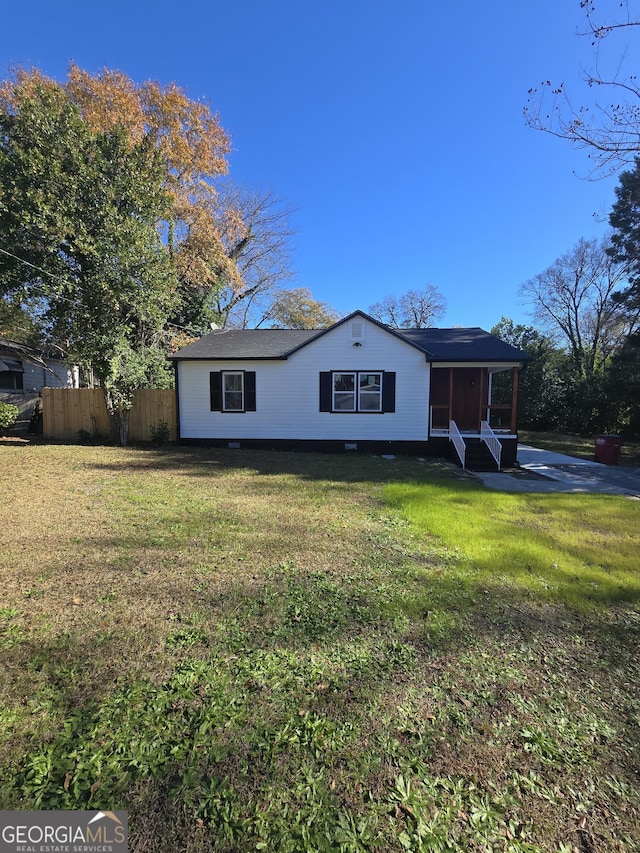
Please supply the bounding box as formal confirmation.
[42,388,177,442]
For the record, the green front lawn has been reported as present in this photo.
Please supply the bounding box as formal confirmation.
[1,443,638,851]
[520,429,640,466]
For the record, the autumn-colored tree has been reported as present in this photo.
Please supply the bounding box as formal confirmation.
[0,66,276,329]
[2,63,299,328]
[63,66,300,323]
[254,287,340,329]
[65,64,229,194]
[0,80,178,444]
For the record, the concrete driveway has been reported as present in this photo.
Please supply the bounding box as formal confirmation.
[474,444,640,497]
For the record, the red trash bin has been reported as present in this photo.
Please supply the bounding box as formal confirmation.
[594,434,624,465]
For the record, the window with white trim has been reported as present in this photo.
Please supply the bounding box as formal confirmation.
[222,371,244,411]
[358,372,382,411]
[210,370,256,412]
[332,371,382,412]
[320,371,395,413]
[333,372,356,411]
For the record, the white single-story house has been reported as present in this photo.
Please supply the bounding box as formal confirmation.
[169,311,531,470]
[0,338,78,431]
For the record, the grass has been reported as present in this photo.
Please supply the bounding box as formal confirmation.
[520,429,640,467]
[384,480,640,608]
[1,441,639,852]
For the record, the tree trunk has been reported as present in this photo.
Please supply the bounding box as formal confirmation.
[119,408,130,447]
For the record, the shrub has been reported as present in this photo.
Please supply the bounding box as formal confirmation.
[77,428,110,445]
[150,420,172,445]
[0,402,20,431]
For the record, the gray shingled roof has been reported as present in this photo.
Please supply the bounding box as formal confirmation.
[170,315,530,363]
[169,329,319,360]
[399,328,530,362]
[0,337,65,363]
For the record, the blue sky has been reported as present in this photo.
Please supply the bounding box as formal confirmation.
[1,1,627,330]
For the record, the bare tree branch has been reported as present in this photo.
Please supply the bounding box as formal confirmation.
[524,1,640,176]
[368,285,447,328]
[211,184,298,328]
[519,235,632,376]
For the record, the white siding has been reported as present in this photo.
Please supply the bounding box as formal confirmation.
[0,354,74,394]
[178,317,430,441]
[21,359,74,390]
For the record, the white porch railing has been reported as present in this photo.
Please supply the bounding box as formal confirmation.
[481,420,502,470]
[449,420,466,469]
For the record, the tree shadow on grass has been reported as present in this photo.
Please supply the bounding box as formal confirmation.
[81,444,459,486]
[3,443,640,847]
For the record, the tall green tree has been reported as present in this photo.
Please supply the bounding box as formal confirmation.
[603,332,640,437]
[490,317,569,430]
[0,81,178,443]
[609,157,640,316]
[0,296,42,346]
[1,66,297,339]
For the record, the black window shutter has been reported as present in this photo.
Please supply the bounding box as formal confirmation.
[245,371,256,411]
[210,371,221,411]
[319,372,332,411]
[382,371,396,413]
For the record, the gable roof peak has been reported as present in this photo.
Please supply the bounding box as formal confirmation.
[169,310,530,364]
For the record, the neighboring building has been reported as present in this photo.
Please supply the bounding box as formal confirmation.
[170,311,530,470]
[0,338,77,431]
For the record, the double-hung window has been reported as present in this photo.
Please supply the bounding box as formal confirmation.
[322,370,390,413]
[358,372,382,411]
[210,370,257,412]
[222,371,244,411]
[333,372,356,411]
